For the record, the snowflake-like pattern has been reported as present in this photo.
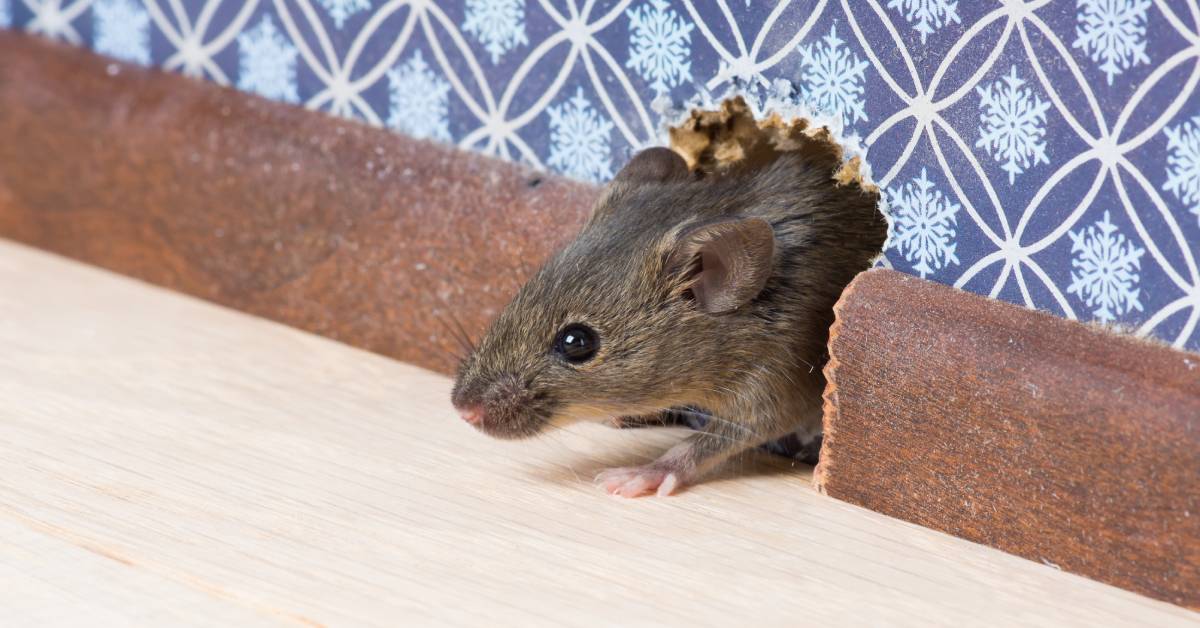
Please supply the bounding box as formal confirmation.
[975,65,1051,184]
[317,0,371,29]
[887,0,961,44]
[1164,115,1200,224]
[387,50,452,142]
[93,0,151,66]
[462,0,528,63]
[237,15,300,104]
[797,24,869,129]
[546,87,614,183]
[626,0,694,96]
[1067,211,1145,322]
[1073,0,1151,85]
[888,168,961,278]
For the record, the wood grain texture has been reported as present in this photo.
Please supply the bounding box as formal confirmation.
[0,32,597,376]
[817,269,1200,609]
[2,241,1198,626]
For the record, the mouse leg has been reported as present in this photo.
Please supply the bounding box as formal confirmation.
[606,412,671,429]
[597,407,810,498]
[607,406,707,429]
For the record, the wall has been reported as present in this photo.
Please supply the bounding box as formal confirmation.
[4,0,1200,351]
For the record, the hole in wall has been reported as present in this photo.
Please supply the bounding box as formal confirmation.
[664,94,890,283]
[665,95,883,222]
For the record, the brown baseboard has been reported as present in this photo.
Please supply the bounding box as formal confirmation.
[0,31,596,375]
[817,269,1200,608]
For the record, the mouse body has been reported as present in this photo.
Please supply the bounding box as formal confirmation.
[452,147,886,497]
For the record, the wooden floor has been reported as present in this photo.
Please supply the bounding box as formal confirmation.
[0,239,1195,627]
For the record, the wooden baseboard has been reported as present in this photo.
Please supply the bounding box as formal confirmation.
[0,31,596,375]
[817,269,1200,608]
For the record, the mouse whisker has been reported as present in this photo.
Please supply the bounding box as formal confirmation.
[442,307,479,353]
[410,264,480,354]
[431,312,473,356]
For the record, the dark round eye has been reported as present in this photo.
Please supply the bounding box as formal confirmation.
[554,323,599,363]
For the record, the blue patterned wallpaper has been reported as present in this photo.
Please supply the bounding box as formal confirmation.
[4,0,1200,351]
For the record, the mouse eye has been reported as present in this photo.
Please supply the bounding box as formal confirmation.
[554,323,599,364]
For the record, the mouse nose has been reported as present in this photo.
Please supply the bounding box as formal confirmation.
[458,405,484,425]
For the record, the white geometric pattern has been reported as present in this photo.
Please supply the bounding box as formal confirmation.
[888,168,961,279]
[92,0,150,65]
[462,0,528,63]
[546,87,615,183]
[316,0,370,30]
[236,15,299,104]
[1073,0,1151,85]
[626,0,694,95]
[7,0,1200,351]
[1165,114,1200,224]
[887,0,960,44]
[387,50,453,142]
[975,66,1051,184]
[796,24,869,130]
[1067,211,1146,322]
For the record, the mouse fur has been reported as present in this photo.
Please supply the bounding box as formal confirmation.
[451,147,886,497]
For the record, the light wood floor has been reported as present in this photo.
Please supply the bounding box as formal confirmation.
[1,239,1195,627]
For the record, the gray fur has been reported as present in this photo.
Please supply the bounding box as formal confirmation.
[452,149,886,490]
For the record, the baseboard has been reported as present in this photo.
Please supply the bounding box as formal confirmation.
[0,31,596,376]
[817,268,1200,608]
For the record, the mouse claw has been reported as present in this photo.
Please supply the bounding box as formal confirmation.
[656,472,679,497]
[595,466,683,498]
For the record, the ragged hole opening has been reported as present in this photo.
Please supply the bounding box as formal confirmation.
[665,95,884,228]
[665,94,889,299]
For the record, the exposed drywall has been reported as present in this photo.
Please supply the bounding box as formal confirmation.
[667,96,877,196]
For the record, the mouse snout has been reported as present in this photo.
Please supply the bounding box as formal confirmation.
[451,372,550,440]
[457,405,484,425]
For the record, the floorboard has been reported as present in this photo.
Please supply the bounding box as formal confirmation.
[0,240,1194,627]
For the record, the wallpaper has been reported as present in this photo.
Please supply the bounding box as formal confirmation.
[4,0,1200,352]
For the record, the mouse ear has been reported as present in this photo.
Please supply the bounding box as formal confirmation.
[667,218,775,314]
[612,147,689,184]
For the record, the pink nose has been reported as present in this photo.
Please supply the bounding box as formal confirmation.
[458,406,484,425]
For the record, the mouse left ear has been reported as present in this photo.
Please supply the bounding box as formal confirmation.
[666,218,775,314]
[612,147,689,184]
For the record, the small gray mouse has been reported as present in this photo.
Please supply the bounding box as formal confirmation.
[451,146,886,497]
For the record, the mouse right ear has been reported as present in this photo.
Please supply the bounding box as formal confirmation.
[612,147,689,184]
[666,218,776,315]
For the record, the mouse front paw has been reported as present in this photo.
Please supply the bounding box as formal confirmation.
[595,465,687,498]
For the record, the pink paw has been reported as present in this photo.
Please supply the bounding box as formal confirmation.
[595,466,683,498]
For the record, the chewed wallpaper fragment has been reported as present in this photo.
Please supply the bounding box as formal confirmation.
[4,0,1200,351]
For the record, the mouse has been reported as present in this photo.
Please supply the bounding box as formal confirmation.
[451,146,886,497]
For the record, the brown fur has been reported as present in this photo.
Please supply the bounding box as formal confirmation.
[452,148,886,490]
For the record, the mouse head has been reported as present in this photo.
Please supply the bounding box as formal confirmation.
[451,148,776,439]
